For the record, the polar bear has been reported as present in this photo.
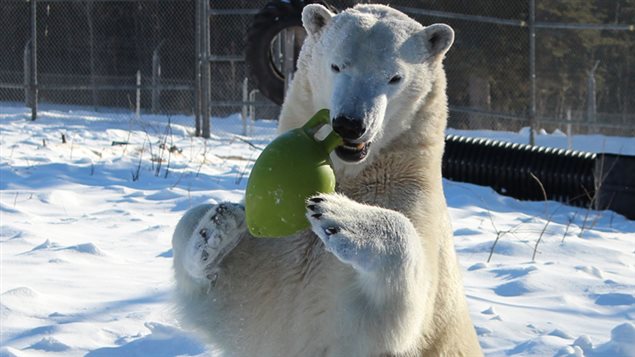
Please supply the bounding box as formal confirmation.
[172,4,482,356]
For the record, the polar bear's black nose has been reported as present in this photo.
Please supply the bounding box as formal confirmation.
[332,115,366,140]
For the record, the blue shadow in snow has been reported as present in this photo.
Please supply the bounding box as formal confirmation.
[85,328,206,357]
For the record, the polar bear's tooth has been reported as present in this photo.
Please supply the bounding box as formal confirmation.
[342,142,366,151]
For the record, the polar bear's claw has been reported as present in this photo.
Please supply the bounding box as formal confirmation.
[308,196,325,203]
[306,193,377,271]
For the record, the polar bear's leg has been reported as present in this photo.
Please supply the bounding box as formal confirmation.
[173,203,246,283]
[305,193,421,274]
[306,192,427,351]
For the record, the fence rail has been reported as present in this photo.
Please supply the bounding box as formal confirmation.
[1,0,633,140]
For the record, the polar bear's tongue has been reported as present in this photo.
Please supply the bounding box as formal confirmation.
[343,141,365,150]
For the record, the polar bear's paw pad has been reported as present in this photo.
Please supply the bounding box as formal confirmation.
[183,203,245,281]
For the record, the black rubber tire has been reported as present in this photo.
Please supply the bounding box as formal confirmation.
[246,0,335,106]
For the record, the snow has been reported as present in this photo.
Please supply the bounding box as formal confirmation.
[447,127,635,155]
[1,104,634,356]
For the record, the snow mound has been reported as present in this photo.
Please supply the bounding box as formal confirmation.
[157,249,173,258]
[555,345,585,357]
[475,326,492,336]
[481,306,496,315]
[0,226,23,240]
[459,239,532,257]
[494,280,533,297]
[84,322,205,357]
[468,262,488,271]
[593,323,635,357]
[558,323,635,357]
[63,243,107,256]
[575,265,604,279]
[549,329,574,339]
[508,335,569,356]
[39,190,83,207]
[0,346,22,357]
[453,228,481,236]
[26,240,107,256]
[28,337,71,352]
[491,265,538,280]
[1,287,39,299]
[29,239,62,252]
[146,189,181,201]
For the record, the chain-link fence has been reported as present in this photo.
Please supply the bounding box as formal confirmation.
[1,0,634,140]
[1,0,195,119]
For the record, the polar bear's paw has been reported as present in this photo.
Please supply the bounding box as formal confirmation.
[305,193,382,272]
[183,203,245,282]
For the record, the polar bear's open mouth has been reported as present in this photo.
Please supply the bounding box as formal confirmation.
[335,140,370,162]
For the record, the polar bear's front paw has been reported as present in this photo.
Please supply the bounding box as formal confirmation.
[183,203,245,282]
[305,193,378,271]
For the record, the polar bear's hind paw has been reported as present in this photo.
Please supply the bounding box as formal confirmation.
[183,203,245,281]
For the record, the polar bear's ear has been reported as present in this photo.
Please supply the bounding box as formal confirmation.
[421,24,455,59]
[302,4,334,37]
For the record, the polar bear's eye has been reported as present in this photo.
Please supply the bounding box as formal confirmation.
[389,75,403,85]
[331,64,340,73]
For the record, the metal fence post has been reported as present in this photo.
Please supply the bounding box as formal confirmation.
[282,28,295,95]
[194,0,202,137]
[587,60,600,133]
[85,1,97,111]
[249,89,258,135]
[30,0,38,121]
[135,70,141,119]
[566,108,572,149]
[242,77,248,135]
[152,41,164,114]
[24,39,32,108]
[201,0,211,138]
[528,0,536,145]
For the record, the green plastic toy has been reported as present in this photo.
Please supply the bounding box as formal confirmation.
[245,109,342,238]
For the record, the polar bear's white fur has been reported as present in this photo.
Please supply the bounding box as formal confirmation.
[172,4,482,356]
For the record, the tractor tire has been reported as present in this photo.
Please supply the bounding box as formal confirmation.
[246,0,335,106]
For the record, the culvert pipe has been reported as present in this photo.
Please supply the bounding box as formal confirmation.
[443,135,635,219]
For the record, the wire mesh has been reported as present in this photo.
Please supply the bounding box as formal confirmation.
[207,0,280,119]
[0,1,31,104]
[0,0,633,137]
[204,0,634,136]
[0,0,195,119]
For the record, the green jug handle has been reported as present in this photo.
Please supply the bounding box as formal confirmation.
[321,130,342,153]
[302,109,343,154]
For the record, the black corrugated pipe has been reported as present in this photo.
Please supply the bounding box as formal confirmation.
[442,135,635,220]
[593,153,635,220]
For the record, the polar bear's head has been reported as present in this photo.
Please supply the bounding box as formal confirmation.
[301,4,454,168]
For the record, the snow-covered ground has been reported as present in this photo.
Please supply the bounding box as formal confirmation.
[1,104,633,357]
